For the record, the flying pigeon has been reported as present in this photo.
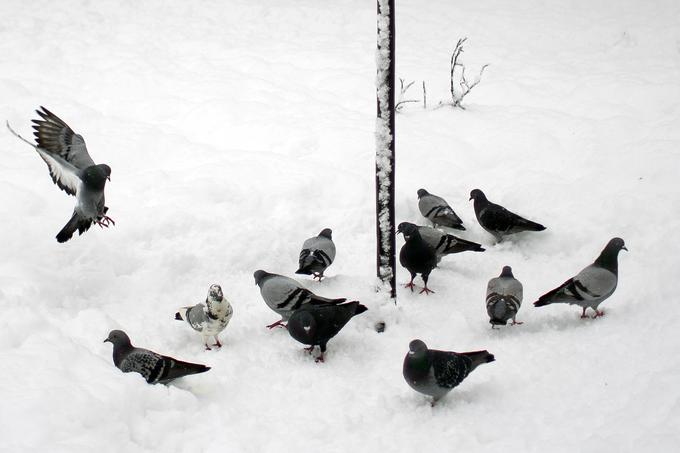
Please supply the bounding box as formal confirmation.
[403,339,495,405]
[486,266,523,327]
[398,222,484,263]
[175,284,233,350]
[6,107,114,242]
[104,330,210,384]
[287,301,368,362]
[253,270,347,329]
[295,228,336,280]
[534,238,627,318]
[469,189,545,241]
[397,222,438,294]
[417,189,465,230]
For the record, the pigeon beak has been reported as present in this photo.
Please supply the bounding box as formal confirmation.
[622,246,628,251]
[107,176,111,181]
[103,338,110,343]
[469,196,472,201]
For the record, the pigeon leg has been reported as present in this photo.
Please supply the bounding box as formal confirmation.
[404,280,416,291]
[491,325,499,330]
[204,343,212,351]
[315,353,325,363]
[580,307,589,319]
[511,318,524,325]
[592,309,605,318]
[96,216,116,228]
[213,336,222,348]
[266,319,287,329]
[304,345,315,354]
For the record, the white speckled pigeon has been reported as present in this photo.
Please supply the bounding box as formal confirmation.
[469,189,545,241]
[398,222,484,263]
[534,238,627,318]
[287,301,367,362]
[253,270,347,329]
[104,330,210,384]
[397,222,438,294]
[6,107,114,242]
[295,228,336,280]
[403,339,495,405]
[486,266,523,327]
[417,189,465,230]
[175,284,233,350]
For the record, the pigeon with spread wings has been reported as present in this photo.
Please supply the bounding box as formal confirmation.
[6,107,114,242]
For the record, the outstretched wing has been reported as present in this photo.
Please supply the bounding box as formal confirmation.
[32,107,95,170]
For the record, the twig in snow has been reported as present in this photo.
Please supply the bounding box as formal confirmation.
[395,78,418,112]
[447,37,489,109]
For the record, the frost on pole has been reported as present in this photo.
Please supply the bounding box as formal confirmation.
[375,0,396,300]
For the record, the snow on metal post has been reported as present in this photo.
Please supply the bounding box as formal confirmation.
[376,0,396,300]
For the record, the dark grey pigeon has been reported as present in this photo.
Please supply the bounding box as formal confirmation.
[486,266,523,327]
[104,330,210,384]
[469,189,545,242]
[253,270,347,329]
[417,189,465,230]
[287,301,367,362]
[398,222,484,263]
[403,339,495,405]
[175,284,233,350]
[534,238,627,318]
[295,228,336,280]
[6,107,114,242]
[397,223,438,294]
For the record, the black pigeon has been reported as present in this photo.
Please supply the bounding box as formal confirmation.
[403,339,495,405]
[397,222,438,294]
[486,266,523,327]
[7,107,114,242]
[398,222,484,263]
[104,330,210,384]
[417,189,465,230]
[534,238,627,318]
[287,301,367,362]
[469,189,545,241]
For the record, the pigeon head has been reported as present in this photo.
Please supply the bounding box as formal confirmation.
[291,310,317,341]
[500,266,514,278]
[416,189,429,199]
[104,330,131,346]
[469,189,487,202]
[606,237,627,252]
[253,270,270,286]
[408,339,428,356]
[208,284,223,301]
[594,237,627,272]
[82,164,111,190]
[397,222,419,241]
[318,228,332,239]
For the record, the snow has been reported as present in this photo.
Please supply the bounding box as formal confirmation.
[1,0,679,452]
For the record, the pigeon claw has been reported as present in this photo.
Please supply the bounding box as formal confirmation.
[511,320,524,325]
[315,353,325,363]
[419,286,435,295]
[204,345,212,351]
[96,215,116,228]
[404,281,416,292]
[304,345,315,354]
[592,309,605,319]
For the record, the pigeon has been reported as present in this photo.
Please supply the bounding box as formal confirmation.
[253,270,347,329]
[175,284,233,350]
[486,266,523,327]
[534,238,627,318]
[6,107,114,242]
[469,189,545,241]
[104,330,210,384]
[417,189,465,230]
[295,228,336,280]
[398,222,484,263]
[403,339,495,405]
[397,222,438,294]
[287,301,368,362]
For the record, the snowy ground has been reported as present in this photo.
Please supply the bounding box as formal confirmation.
[1,0,679,451]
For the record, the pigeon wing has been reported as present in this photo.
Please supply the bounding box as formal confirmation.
[120,349,165,384]
[32,107,95,170]
[430,350,471,389]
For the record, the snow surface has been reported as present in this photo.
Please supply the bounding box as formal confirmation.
[1,0,679,451]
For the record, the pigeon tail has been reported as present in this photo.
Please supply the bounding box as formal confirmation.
[462,350,495,370]
[56,212,92,243]
[490,302,508,324]
[518,218,546,231]
[534,279,573,307]
[161,360,211,382]
[353,302,369,315]
[174,308,187,321]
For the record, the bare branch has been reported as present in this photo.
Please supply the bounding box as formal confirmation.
[422,81,427,109]
[395,77,418,112]
[447,38,488,109]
